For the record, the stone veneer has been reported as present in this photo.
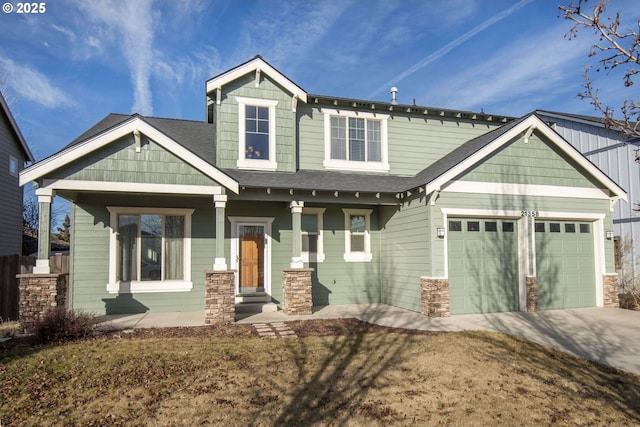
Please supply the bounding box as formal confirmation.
[420,277,450,317]
[603,274,620,308]
[17,273,69,332]
[282,268,314,315]
[205,270,236,323]
[526,276,538,312]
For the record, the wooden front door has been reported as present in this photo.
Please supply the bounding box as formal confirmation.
[238,225,265,294]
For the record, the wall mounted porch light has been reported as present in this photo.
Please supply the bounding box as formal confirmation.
[606,230,614,240]
[436,227,446,238]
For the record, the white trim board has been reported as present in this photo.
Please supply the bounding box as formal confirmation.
[426,115,627,203]
[206,57,307,103]
[20,116,239,194]
[443,181,611,200]
[43,179,223,196]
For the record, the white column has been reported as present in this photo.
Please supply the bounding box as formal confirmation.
[34,188,54,274]
[290,201,304,268]
[213,194,228,271]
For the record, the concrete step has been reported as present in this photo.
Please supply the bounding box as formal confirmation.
[235,302,278,314]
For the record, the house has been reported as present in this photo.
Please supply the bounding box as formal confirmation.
[0,91,34,256]
[18,56,626,320]
[537,110,640,275]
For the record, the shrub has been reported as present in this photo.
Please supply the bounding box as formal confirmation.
[615,236,640,311]
[30,307,95,343]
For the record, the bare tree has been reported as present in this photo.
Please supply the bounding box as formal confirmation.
[559,0,640,140]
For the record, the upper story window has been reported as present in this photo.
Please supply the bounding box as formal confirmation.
[237,97,278,171]
[9,156,18,177]
[322,108,389,172]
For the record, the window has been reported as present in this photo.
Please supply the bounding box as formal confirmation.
[107,207,193,293]
[323,109,389,172]
[550,223,561,233]
[580,223,590,233]
[565,223,576,233]
[485,221,497,232]
[449,220,462,232]
[301,208,325,263]
[467,221,480,232]
[9,156,18,176]
[236,97,278,170]
[343,208,373,262]
[535,223,545,233]
[502,222,514,232]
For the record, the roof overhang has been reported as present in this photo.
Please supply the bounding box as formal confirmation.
[0,91,35,163]
[19,116,239,194]
[206,56,307,104]
[425,114,628,202]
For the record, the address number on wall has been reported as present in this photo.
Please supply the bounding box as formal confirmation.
[521,210,539,217]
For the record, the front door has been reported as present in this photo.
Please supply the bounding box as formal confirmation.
[236,224,269,298]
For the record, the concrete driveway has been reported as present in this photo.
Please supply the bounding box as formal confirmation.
[98,305,640,375]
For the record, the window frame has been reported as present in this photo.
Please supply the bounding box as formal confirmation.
[9,155,18,177]
[322,108,390,172]
[107,207,194,294]
[301,207,326,263]
[236,96,279,171]
[342,208,373,262]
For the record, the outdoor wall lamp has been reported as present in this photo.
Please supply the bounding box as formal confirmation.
[606,230,614,240]
[436,227,446,238]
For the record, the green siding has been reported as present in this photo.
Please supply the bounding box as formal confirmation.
[70,194,215,315]
[49,136,219,186]
[297,106,500,175]
[461,134,603,188]
[379,193,430,312]
[216,74,297,172]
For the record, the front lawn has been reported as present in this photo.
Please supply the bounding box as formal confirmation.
[1,319,639,426]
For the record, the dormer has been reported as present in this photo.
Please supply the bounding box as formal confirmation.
[206,56,307,172]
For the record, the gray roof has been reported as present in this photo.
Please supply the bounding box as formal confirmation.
[53,111,540,194]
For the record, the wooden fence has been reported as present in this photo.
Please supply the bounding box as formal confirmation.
[0,254,69,321]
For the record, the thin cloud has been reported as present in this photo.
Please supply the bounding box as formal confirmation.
[367,0,535,99]
[0,56,74,109]
[77,0,156,116]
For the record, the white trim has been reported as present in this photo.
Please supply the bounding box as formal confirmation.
[236,97,278,171]
[301,207,326,263]
[206,57,307,103]
[426,115,627,202]
[106,207,194,294]
[19,117,239,194]
[342,208,373,262]
[33,259,50,274]
[229,217,275,298]
[443,181,610,200]
[43,179,223,195]
[322,108,390,173]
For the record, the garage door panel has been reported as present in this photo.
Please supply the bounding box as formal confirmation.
[535,220,595,310]
[448,218,519,315]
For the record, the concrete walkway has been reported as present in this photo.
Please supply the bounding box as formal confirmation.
[96,304,640,375]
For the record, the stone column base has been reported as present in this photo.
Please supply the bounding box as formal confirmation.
[18,273,69,332]
[526,276,538,312]
[420,277,450,317]
[283,268,314,315]
[205,270,236,323]
[603,274,620,308]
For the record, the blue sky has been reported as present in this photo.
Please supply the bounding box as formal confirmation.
[1,0,639,163]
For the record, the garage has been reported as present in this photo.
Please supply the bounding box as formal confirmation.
[535,220,596,309]
[447,218,520,314]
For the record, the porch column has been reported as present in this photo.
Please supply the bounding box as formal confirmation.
[213,194,228,271]
[34,188,54,274]
[290,201,304,268]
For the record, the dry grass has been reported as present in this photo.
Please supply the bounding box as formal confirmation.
[1,319,639,426]
[0,321,19,338]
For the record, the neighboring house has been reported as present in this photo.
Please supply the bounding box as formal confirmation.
[537,110,640,272]
[19,56,626,317]
[0,91,34,256]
